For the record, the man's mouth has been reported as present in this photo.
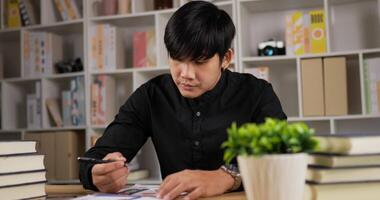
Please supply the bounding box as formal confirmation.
[179,83,196,90]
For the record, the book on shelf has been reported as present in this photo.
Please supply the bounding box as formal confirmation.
[291,11,305,55]
[90,24,125,70]
[22,32,63,77]
[46,98,63,127]
[18,0,39,26]
[304,181,380,200]
[309,10,327,54]
[363,57,380,114]
[0,181,46,199]
[71,77,86,126]
[91,75,116,125]
[286,9,327,56]
[6,0,22,28]
[133,30,157,68]
[309,154,380,168]
[154,0,173,10]
[53,0,69,21]
[0,140,36,156]
[118,0,131,14]
[27,94,38,129]
[62,90,72,127]
[307,166,380,184]
[244,66,269,82]
[315,133,380,155]
[63,0,81,20]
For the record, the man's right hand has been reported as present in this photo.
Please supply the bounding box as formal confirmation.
[91,152,129,193]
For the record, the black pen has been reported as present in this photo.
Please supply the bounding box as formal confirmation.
[77,156,129,167]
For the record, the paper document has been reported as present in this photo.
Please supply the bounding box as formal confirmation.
[73,184,160,200]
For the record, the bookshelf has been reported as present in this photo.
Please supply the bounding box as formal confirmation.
[0,0,379,183]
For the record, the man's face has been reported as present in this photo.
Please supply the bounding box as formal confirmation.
[169,54,223,98]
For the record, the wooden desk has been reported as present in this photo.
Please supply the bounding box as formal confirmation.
[45,184,247,200]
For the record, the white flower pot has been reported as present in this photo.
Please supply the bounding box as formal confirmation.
[238,153,307,200]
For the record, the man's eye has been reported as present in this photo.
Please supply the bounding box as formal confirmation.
[194,60,207,65]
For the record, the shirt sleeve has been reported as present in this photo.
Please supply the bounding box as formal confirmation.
[79,84,151,190]
[254,82,287,124]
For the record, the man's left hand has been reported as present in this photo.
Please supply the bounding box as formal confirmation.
[156,169,234,200]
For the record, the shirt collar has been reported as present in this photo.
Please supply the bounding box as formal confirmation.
[187,69,228,106]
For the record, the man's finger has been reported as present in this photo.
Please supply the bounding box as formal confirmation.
[104,152,126,162]
[157,175,178,199]
[99,172,128,193]
[183,187,203,200]
[92,161,125,175]
[93,165,129,187]
[162,183,188,200]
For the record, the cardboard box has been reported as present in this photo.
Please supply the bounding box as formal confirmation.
[55,131,85,180]
[40,133,56,180]
[323,57,348,116]
[25,131,84,180]
[301,58,325,116]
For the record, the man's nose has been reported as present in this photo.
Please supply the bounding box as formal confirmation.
[180,63,195,79]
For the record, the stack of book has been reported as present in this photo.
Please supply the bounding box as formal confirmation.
[53,0,81,21]
[89,24,125,71]
[304,133,380,200]
[285,9,327,55]
[22,31,63,77]
[91,75,116,125]
[27,81,42,129]
[6,0,40,28]
[363,57,380,114]
[0,141,46,199]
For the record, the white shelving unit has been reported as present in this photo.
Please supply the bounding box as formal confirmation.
[0,0,379,183]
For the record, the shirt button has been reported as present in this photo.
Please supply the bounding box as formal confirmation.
[196,111,201,117]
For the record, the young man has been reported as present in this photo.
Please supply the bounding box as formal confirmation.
[79,1,286,200]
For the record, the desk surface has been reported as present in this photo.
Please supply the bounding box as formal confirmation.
[46,184,247,200]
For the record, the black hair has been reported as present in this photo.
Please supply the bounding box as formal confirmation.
[164,1,235,62]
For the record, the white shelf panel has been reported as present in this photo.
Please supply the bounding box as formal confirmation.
[289,114,380,121]
[243,48,380,61]
[25,126,87,132]
[90,11,156,22]
[242,56,298,62]
[44,72,85,80]
[91,69,134,75]
[0,28,21,34]
[24,19,84,31]
[240,0,324,13]
[3,77,41,83]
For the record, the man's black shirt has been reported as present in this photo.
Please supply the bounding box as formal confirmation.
[79,70,287,190]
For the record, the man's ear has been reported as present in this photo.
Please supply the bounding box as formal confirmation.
[222,49,234,70]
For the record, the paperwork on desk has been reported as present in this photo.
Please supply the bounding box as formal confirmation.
[73,184,159,200]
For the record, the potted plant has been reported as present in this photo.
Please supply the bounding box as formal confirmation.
[222,118,318,200]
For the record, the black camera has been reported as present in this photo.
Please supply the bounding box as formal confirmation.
[55,58,83,74]
[258,40,286,56]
